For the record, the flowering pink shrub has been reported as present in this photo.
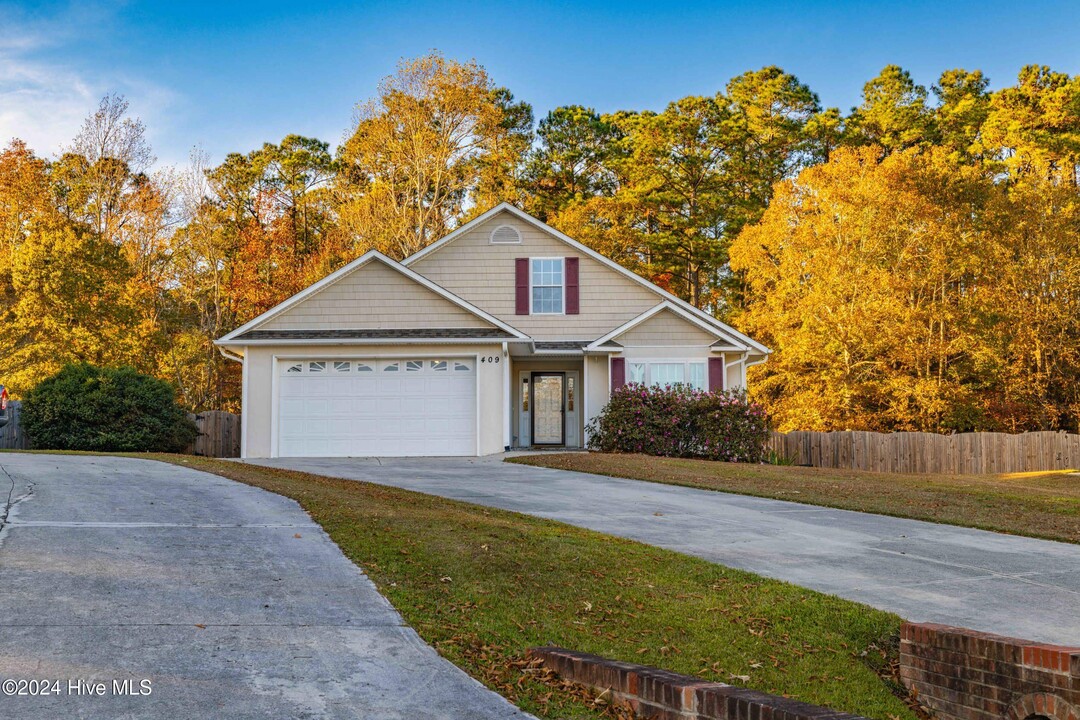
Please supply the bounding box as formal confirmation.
[586,383,769,462]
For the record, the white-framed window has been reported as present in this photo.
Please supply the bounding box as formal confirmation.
[405,360,423,372]
[430,360,448,372]
[454,361,471,372]
[356,362,373,372]
[652,363,684,385]
[333,361,351,373]
[530,258,564,314]
[490,224,522,244]
[627,360,708,391]
[308,361,326,373]
[689,362,706,390]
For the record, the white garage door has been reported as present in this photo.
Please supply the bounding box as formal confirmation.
[277,358,476,457]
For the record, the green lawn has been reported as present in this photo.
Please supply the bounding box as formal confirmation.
[508,452,1080,545]
[157,455,915,720]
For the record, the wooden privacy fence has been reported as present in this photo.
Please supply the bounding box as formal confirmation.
[186,411,241,458]
[0,401,240,458]
[0,401,29,450]
[768,429,1080,474]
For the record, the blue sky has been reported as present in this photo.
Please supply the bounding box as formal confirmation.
[2,0,1078,168]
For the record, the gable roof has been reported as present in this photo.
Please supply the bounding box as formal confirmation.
[216,249,529,346]
[403,203,769,355]
[586,302,746,352]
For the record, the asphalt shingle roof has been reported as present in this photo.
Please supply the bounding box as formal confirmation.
[234,328,515,341]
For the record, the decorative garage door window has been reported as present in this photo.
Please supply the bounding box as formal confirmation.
[282,360,378,374]
[277,357,477,457]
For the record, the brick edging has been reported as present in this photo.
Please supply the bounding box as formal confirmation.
[900,622,1080,720]
[527,646,870,720]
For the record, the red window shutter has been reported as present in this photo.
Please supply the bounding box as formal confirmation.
[565,257,580,314]
[611,358,626,391]
[515,258,529,315]
[708,357,725,392]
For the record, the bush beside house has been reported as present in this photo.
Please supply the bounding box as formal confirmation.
[587,384,769,462]
[22,363,198,452]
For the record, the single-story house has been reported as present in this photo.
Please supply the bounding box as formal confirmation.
[215,203,769,458]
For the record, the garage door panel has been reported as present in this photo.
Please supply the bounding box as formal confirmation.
[351,400,377,416]
[277,356,477,457]
[375,396,401,414]
[304,398,330,415]
[424,397,450,414]
[281,397,305,416]
[424,417,453,435]
[328,397,353,414]
[302,377,331,396]
[375,379,403,396]
[401,397,426,414]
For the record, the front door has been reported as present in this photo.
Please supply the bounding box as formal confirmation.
[531,373,565,445]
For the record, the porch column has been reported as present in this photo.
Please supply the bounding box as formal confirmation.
[582,353,589,444]
[502,342,511,451]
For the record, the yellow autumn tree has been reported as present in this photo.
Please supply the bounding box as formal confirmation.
[730,146,1000,431]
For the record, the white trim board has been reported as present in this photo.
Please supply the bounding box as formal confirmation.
[217,249,530,346]
[403,203,770,355]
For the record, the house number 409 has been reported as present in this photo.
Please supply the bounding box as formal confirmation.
[480,356,500,363]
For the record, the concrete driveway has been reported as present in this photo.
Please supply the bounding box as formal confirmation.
[0,454,530,720]
[250,455,1080,645]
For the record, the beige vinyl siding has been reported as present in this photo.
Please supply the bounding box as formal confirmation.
[615,308,719,346]
[410,211,661,340]
[258,259,493,331]
[584,354,610,437]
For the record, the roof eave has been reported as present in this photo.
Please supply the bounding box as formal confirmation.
[216,336,529,347]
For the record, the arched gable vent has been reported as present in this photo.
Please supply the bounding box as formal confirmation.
[490,224,522,244]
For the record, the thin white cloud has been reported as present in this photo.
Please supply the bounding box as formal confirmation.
[0,4,180,166]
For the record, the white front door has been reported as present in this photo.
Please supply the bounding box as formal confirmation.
[277,357,476,457]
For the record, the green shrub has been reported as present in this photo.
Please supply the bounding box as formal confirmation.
[22,363,198,452]
[587,383,770,462]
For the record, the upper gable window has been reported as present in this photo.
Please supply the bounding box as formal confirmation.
[490,224,522,244]
[531,258,564,314]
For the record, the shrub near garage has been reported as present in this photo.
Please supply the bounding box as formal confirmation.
[587,383,769,461]
[22,363,198,452]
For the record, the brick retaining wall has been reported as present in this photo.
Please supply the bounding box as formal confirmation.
[527,646,869,720]
[900,622,1080,720]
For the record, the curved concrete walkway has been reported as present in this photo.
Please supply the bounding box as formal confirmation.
[0,454,530,720]
[250,455,1080,645]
